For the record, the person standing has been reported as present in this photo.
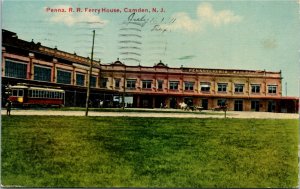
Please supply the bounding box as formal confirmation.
[6,100,12,116]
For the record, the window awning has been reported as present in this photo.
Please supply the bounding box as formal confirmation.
[201,84,210,87]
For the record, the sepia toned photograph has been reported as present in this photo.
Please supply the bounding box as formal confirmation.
[1,0,299,188]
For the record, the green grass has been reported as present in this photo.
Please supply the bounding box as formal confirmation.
[1,116,298,188]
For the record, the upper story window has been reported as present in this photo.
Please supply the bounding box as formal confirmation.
[184,82,194,91]
[169,81,179,90]
[200,82,210,92]
[5,59,27,79]
[100,78,108,88]
[234,84,244,93]
[142,80,152,89]
[251,84,260,93]
[126,79,136,89]
[76,73,85,86]
[115,78,121,89]
[34,65,51,82]
[57,69,71,84]
[268,85,277,94]
[157,80,163,90]
[217,83,227,92]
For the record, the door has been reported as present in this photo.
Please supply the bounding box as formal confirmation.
[268,101,276,112]
[251,100,260,111]
[234,100,243,111]
[155,96,166,108]
[184,97,193,106]
[202,99,208,110]
[170,97,177,109]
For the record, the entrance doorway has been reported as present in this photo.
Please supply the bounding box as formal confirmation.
[268,101,276,112]
[140,96,153,108]
[251,100,260,111]
[234,100,243,111]
[170,97,177,108]
[155,96,166,108]
[202,99,208,110]
[183,97,193,106]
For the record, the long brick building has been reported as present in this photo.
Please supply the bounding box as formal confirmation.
[2,29,298,112]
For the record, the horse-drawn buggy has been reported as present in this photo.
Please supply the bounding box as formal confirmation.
[179,102,204,112]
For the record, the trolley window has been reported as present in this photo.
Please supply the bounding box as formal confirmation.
[12,90,18,96]
[33,90,38,98]
[45,91,48,98]
[11,89,24,97]
[19,90,23,97]
[40,91,44,98]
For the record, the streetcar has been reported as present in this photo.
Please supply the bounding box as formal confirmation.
[6,84,65,108]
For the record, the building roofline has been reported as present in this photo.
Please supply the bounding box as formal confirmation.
[3,29,281,74]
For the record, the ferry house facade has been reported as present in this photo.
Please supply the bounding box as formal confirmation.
[2,29,298,113]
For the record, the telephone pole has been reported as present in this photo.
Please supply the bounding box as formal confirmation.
[285,82,287,96]
[122,65,126,110]
[85,30,95,116]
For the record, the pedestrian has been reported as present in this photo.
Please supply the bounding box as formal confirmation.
[99,100,103,108]
[5,100,12,116]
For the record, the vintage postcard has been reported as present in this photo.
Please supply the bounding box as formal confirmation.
[1,0,299,188]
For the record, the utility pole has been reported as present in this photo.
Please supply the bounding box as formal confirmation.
[122,65,126,110]
[285,82,287,96]
[85,30,95,116]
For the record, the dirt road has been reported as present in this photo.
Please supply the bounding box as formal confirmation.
[1,109,298,119]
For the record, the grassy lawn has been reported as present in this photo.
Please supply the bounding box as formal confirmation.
[1,116,298,188]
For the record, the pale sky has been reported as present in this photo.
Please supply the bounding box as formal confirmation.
[2,0,300,96]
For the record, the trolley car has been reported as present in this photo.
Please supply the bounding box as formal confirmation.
[7,84,65,107]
